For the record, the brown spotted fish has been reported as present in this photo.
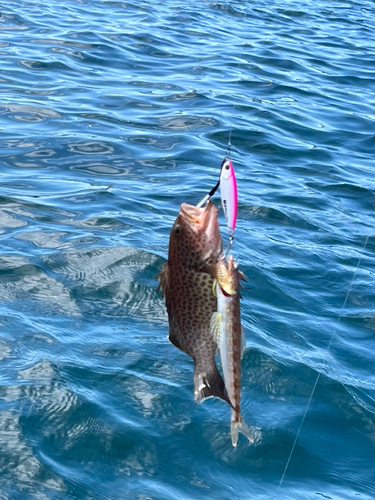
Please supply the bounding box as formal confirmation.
[157,201,230,404]
[211,255,258,446]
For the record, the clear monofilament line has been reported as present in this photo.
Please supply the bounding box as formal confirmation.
[279,234,370,487]
[227,129,232,158]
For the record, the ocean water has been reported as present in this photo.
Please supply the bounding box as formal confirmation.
[1,0,375,498]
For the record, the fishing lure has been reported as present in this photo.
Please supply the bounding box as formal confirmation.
[220,157,238,236]
[196,156,238,255]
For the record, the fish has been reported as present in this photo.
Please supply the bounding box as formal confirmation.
[211,255,258,446]
[157,201,230,405]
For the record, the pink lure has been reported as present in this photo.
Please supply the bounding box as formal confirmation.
[220,158,238,235]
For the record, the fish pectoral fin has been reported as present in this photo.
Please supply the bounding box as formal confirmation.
[210,312,223,345]
[212,279,217,297]
[156,263,169,299]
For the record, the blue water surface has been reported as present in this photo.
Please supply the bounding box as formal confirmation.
[1,0,375,498]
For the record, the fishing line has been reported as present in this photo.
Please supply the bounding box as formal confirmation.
[219,3,252,253]
[227,128,232,159]
[279,233,370,487]
[197,6,246,256]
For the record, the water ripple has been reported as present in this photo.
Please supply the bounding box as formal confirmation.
[1,0,375,498]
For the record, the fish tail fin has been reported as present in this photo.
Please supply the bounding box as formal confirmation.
[230,414,261,447]
[194,364,230,405]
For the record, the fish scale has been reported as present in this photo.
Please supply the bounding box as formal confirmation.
[157,201,229,405]
[212,255,260,446]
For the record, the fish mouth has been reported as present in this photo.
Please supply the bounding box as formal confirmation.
[180,201,216,234]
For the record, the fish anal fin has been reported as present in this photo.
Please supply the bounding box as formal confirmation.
[194,364,230,405]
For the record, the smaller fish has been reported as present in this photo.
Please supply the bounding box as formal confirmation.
[220,158,237,236]
[211,255,259,447]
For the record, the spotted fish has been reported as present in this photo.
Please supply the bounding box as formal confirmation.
[211,255,258,446]
[157,201,229,404]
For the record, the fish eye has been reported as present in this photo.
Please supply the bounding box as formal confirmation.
[174,225,182,235]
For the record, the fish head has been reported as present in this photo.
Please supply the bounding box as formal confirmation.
[216,256,237,296]
[168,201,222,270]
